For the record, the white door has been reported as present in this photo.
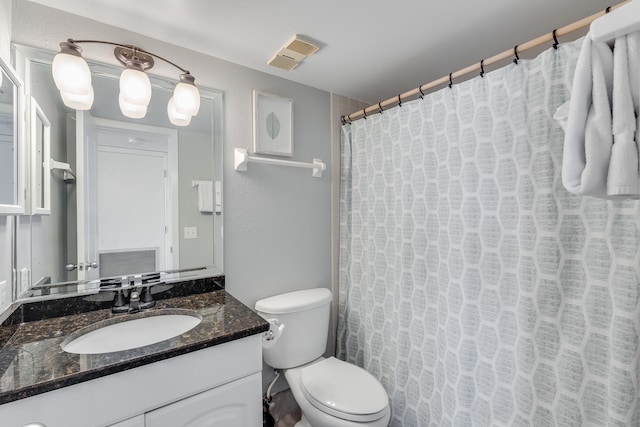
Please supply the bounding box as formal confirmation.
[76,110,99,281]
[97,145,168,273]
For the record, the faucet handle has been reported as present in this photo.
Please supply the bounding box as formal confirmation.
[139,286,156,309]
[112,290,128,313]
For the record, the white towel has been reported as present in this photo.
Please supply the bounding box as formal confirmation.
[560,35,614,198]
[607,33,640,197]
[196,180,214,213]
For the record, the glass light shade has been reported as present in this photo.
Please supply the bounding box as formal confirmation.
[119,68,152,106]
[52,52,92,96]
[167,96,192,126]
[61,87,94,110]
[119,94,147,119]
[173,82,200,116]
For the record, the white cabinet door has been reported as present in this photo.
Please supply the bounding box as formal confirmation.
[107,415,145,427]
[145,373,262,427]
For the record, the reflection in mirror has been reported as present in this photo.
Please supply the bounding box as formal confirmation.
[14,45,223,299]
[31,98,51,215]
[0,55,24,214]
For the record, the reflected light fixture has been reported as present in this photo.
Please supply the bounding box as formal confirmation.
[52,39,200,125]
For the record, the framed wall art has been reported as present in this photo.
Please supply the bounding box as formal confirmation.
[252,90,293,157]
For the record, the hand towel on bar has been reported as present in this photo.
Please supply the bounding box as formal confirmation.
[196,180,214,213]
[607,32,640,198]
[560,34,614,198]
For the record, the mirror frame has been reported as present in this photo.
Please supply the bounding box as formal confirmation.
[30,97,51,215]
[0,55,25,215]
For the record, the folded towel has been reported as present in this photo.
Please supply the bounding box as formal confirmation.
[561,35,614,198]
[608,33,639,197]
[196,180,214,213]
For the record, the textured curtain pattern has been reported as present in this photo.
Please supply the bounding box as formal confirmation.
[338,38,640,426]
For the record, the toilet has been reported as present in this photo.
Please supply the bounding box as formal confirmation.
[255,288,390,427]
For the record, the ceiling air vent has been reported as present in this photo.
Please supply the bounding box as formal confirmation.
[268,54,299,71]
[267,35,320,71]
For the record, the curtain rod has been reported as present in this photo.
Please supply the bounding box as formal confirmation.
[341,1,628,125]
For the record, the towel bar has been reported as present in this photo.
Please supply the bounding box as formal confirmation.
[234,148,326,178]
[50,159,76,181]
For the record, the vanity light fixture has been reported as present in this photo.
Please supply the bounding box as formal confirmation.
[51,39,200,125]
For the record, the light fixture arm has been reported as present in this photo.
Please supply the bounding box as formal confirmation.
[67,39,191,75]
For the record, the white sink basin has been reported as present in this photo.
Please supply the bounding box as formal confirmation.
[62,310,202,354]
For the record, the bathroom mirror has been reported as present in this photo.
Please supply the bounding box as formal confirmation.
[0,55,25,215]
[13,44,223,297]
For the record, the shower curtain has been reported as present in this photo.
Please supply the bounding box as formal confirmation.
[338,37,640,426]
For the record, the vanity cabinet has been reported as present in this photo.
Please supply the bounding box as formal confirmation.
[108,373,260,427]
[2,335,263,427]
[144,373,259,427]
[108,416,144,427]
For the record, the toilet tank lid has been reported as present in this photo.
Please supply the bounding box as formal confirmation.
[255,288,332,314]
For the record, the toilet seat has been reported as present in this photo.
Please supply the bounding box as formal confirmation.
[300,357,388,423]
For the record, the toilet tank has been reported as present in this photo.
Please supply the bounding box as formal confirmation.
[255,288,332,369]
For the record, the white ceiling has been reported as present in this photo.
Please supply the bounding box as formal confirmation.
[28,0,608,105]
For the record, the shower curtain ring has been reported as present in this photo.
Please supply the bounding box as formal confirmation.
[341,115,347,125]
[480,59,485,78]
[362,108,367,120]
[552,29,559,50]
[378,102,384,114]
[419,86,425,99]
[397,95,402,107]
[449,73,454,89]
[605,6,611,13]
[513,45,520,64]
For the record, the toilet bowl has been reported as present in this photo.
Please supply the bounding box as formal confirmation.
[255,288,390,427]
[284,357,390,427]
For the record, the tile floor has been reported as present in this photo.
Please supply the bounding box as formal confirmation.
[268,389,301,427]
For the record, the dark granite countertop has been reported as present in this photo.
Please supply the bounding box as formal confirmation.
[0,278,269,405]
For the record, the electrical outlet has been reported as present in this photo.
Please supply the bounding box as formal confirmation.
[184,227,198,239]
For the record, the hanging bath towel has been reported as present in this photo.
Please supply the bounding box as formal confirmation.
[558,34,614,198]
[607,32,640,197]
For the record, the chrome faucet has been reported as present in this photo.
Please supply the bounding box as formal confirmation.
[111,280,155,313]
[129,290,141,312]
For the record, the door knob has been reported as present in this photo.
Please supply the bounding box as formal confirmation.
[88,261,99,269]
[65,263,78,271]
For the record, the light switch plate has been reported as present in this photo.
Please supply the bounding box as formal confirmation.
[184,227,197,239]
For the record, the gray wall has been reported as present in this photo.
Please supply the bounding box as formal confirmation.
[178,129,214,269]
